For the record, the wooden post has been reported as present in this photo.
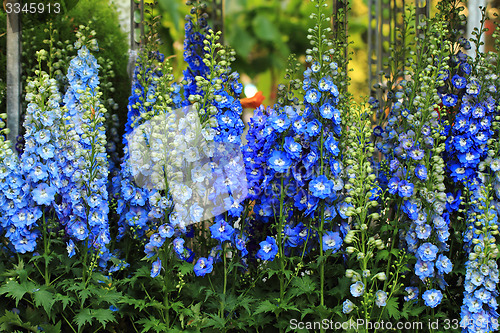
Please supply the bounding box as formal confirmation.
[6,0,21,145]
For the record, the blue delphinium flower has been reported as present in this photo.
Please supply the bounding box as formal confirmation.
[309,175,333,199]
[374,290,388,307]
[422,289,443,308]
[439,48,500,330]
[150,257,162,278]
[417,243,439,262]
[342,299,355,314]
[0,69,63,253]
[350,281,365,297]
[209,219,235,243]
[374,41,453,304]
[256,236,278,261]
[404,287,419,302]
[268,150,292,173]
[322,231,342,253]
[59,39,110,254]
[194,257,214,277]
[305,88,321,104]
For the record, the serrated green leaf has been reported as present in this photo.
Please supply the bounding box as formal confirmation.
[98,289,122,305]
[300,308,315,320]
[375,249,390,261]
[0,280,35,306]
[0,309,38,331]
[54,293,74,310]
[202,314,226,329]
[32,287,55,316]
[39,321,62,333]
[137,316,168,333]
[254,300,276,315]
[290,275,316,297]
[78,288,92,304]
[119,296,148,311]
[385,297,401,320]
[236,296,252,316]
[92,308,117,328]
[74,309,93,330]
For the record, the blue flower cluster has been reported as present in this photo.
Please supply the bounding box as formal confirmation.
[0,70,62,253]
[116,50,167,242]
[377,73,451,298]
[242,7,346,265]
[460,190,499,332]
[58,42,111,255]
[443,51,495,184]
[436,45,500,330]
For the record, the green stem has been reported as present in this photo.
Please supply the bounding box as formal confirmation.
[276,174,286,333]
[319,129,325,308]
[277,176,285,302]
[163,249,170,328]
[219,242,227,319]
[41,211,51,286]
[62,313,77,333]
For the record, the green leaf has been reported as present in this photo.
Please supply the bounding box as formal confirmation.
[78,288,92,304]
[202,314,226,329]
[290,275,316,297]
[98,289,122,305]
[252,14,280,42]
[385,297,401,320]
[300,308,315,320]
[137,317,169,333]
[376,249,390,261]
[119,296,148,311]
[92,308,117,328]
[0,280,36,306]
[0,309,38,331]
[254,300,276,315]
[158,0,180,32]
[177,260,194,276]
[74,309,93,331]
[236,296,252,316]
[32,287,55,316]
[229,24,255,58]
[39,321,62,333]
[54,293,74,311]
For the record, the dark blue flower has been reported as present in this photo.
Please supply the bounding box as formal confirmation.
[415,165,427,180]
[194,257,214,276]
[452,74,467,89]
[325,135,340,156]
[322,231,342,253]
[150,258,162,278]
[256,236,278,261]
[284,137,302,160]
[268,150,292,173]
[306,119,322,137]
[417,242,438,261]
[309,175,333,199]
[398,180,414,198]
[209,220,235,243]
[442,94,458,107]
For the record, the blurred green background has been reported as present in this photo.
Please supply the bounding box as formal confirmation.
[155,0,370,105]
[0,0,396,125]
